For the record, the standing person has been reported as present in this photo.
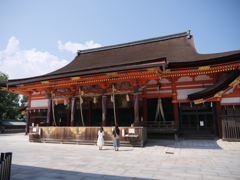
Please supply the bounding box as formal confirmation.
[97,127,104,150]
[112,125,120,151]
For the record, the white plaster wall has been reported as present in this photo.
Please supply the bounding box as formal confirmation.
[161,78,170,83]
[32,92,40,95]
[31,99,48,107]
[147,90,172,94]
[177,77,192,82]
[147,79,157,85]
[221,97,240,103]
[224,87,235,95]
[177,88,205,100]
[195,75,212,81]
[177,84,201,88]
[162,86,172,89]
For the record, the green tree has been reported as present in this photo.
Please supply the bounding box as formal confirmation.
[0,71,8,81]
[18,95,28,119]
[0,71,20,119]
[20,95,28,107]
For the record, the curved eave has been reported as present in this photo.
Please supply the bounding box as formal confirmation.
[188,69,240,101]
[7,58,167,86]
[168,52,240,69]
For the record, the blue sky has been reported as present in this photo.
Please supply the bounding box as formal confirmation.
[0,0,239,79]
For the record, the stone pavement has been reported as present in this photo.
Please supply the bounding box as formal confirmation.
[1,133,240,180]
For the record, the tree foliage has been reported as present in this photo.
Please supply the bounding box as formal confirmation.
[20,95,28,107]
[0,71,8,81]
[0,71,22,119]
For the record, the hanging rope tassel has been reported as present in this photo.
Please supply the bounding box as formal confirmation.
[64,99,67,105]
[79,88,85,126]
[51,99,57,126]
[155,83,161,121]
[126,94,130,101]
[158,98,165,121]
[93,96,97,104]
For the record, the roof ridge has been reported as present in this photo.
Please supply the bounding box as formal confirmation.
[77,30,191,55]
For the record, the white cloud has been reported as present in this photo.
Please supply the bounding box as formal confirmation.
[58,40,101,53]
[0,37,69,79]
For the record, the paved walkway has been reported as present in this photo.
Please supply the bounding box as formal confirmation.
[1,133,240,180]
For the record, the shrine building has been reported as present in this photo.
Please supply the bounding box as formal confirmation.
[1,31,240,144]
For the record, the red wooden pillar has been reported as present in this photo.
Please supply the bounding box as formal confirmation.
[47,99,52,126]
[173,103,179,121]
[71,98,76,126]
[25,93,32,134]
[88,101,93,126]
[216,101,222,138]
[25,111,30,134]
[102,96,107,126]
[134,93,139,123]
[171,78,179,121]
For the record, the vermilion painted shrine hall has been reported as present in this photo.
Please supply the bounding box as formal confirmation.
[1,31,240,144]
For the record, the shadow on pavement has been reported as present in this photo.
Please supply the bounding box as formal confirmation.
[11,164,157,180]
[145,139,222,149]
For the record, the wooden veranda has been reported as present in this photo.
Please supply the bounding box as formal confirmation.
[29,126,147,147]
[136,121,179,140]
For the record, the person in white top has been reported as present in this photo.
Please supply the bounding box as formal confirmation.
[97,127,104,150]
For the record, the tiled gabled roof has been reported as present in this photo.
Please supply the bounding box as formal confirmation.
[7,31,240,85]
